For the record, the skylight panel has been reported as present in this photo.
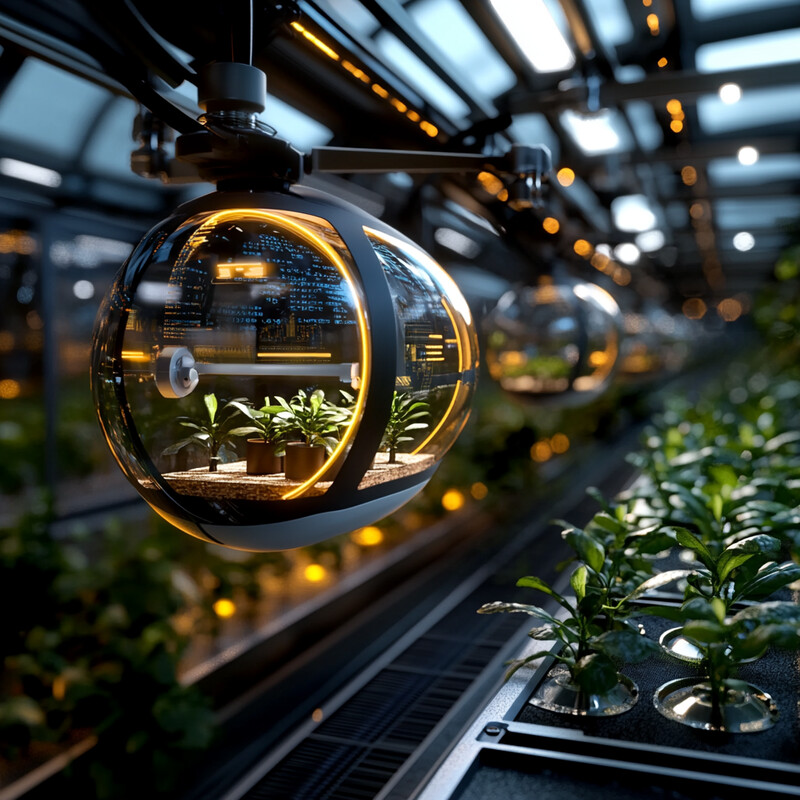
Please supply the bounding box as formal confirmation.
[625,101,662,151]
[696,28,800,72]
[715,198,800,230]
[410,0,516,99]
[697,86,800,134]
[315,0,381,36]
[376,31,470,120]
[560,108,633,154]
[583,0,634,47]
[691,0,798,21]
[708,154,800,186]
[258,96,332,151]
[84,97,149,179]
[0,58,107,159]
[489,0,576,73]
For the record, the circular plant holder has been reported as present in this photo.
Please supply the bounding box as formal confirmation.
[659,626,706,664]
[654,678,779,733]
[529,664,639,717]
[659,627,762,665]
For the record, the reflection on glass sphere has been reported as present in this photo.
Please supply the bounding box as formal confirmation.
[619,311,666,380]
[485,278,621,404]
[92,188,478,551]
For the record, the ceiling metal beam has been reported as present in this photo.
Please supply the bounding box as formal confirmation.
[507,62,800,114]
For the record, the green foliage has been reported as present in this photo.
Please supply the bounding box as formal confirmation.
[275,388,351,452]
[162,392,250,471]
[676,598,800,716]
[380,392,430,463]
[228,397,287,450]
[477,508,675,694]
[0,506,216,796]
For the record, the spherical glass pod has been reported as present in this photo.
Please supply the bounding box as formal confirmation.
[92,187,478,551]
[484,278,621,405]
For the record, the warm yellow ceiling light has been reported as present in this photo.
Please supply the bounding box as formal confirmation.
[557,167,576,187]
[573,238,592,257]
[542,216,560,234]
[682,297,707,320]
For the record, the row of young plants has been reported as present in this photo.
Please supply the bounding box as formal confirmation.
[481,360,800,730]
[163,388,430,478]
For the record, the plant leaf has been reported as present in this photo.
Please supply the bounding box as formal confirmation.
[673,527,716,573]
[570,565,587,603]
[717,534,780,582]
[204,393,218,423]
[516,575,574,612]
[477,601,561,627]
[620,569,692,604]
[563,528,605,573]
[571,653,619,695]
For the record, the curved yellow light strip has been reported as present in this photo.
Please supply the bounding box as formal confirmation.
[412,379,462,455]
[361,227,473,460]
[178,209,370,500]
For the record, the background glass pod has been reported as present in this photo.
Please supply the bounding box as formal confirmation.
[92,187,478,551]
[484,277,622,406]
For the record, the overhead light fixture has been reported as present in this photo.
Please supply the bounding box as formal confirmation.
[635,229,665,252]
[611,194,657,233]
[732,231,755,251]
[718,83,741,104]
[560,109,632,155]
[0,157,61,187]
[489,0,576,73]
[614,242,641,264]
[737,146,759,166]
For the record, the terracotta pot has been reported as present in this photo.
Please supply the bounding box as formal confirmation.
[246,439,283,475]
[284,442,327,481]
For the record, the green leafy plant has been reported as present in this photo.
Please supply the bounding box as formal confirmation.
[228,397,287,452]
[477,511,683,695]
[380,392,430,463]
[670,598,800,726]
[671,526,800,609]
[276,389,351,453]
[0,508,217,797]
[162,393,250,471]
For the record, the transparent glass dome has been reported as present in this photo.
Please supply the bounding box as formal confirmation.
[92,189,478,551]
[484,278,621,404]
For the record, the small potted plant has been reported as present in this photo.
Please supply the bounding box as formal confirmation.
[228,397,287,475]
[162,393,249,472]
[654,597,800,732]
[380,392,430,464]
[277,389,351,481]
